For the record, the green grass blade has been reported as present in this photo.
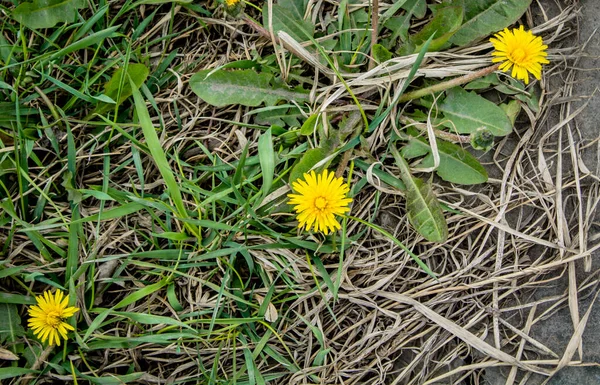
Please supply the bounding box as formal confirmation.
[257,128,274,201]
[129,75,199,237]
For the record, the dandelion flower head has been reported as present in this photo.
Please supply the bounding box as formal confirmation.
[225,0,240,6]
[490,26,549,84]
[288,169,352,234]
[28,290,79,346]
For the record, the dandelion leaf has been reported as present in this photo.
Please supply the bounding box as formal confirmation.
[93,63,149,116]
[393,148,448,243]
[404,176,448,243]
[0,304,25,344]
[190,69,309,107]
[12,0,86,29]
[439,87,512,136]
[448,0,533,46]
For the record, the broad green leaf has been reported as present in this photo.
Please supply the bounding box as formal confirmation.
[0,34,16,66]
[380,0,408,25]
[407,0,426,18]
[93,63,149,116]
[289,147,329,184]
[262,0,314,43]
[448,0,533,46]
[410,6,463,52]
[0,304,25,344]
[439,87,512,136]
[392,146,448,243]
[401,139,429,159]
[12,0,86,29]
[289,148,327,185]
[407,136,488,184]
[190,69,309,107]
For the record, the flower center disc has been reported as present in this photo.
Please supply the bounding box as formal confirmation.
[45,311,62,327]
[511,48,527,63]
[314,197,327,210]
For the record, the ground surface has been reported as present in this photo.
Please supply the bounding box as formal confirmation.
[486,0,600,383]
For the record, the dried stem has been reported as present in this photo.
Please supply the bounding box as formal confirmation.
[398,63,501,102]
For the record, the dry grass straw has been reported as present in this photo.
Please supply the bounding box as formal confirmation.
[248,2,599,383]
[4,0,599,383]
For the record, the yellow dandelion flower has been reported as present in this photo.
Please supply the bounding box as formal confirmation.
[225,0,240,6]
[288,169,352,234]
[28,290,79,346]
[490,25,549,85]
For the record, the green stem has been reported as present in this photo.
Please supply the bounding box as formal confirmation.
[398,63,501,103]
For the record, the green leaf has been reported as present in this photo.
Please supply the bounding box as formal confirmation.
[401,139,429,159]
[130,81,197,237]
[12,0,86,29]
[410,6,463,52]
[49,26,120,61]
[438,87,512,136]
[499,99,521,125]
[448,0,533,46]
[392,146,448,243]
[464,73,499,90]
[93,63,149,116]
[407,136,488,184]
[112,311,195,331]
[372,44,393,63]
[190,69,309,107]
[262,0,314,43]
[0,102,38,129]
[0,304,25,344]
[384,0,427,42]
[258,129,275,198]
[300,114,321,136]
[252,105,303,127]
[0,368,37,381]
[289,147,329,184]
